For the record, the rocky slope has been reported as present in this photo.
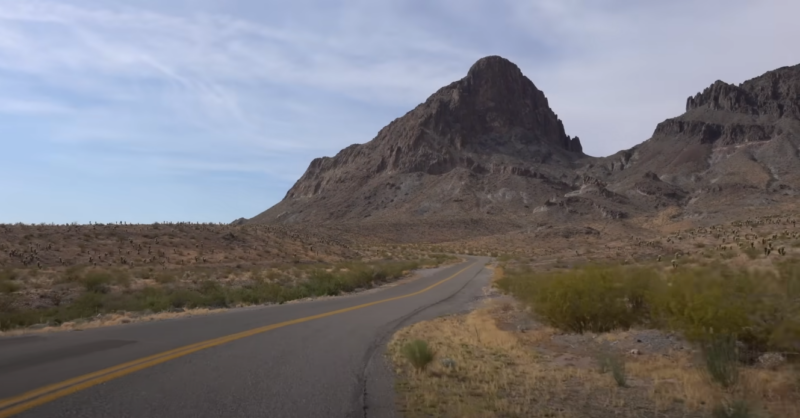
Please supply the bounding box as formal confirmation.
[249,57,800,238]
[583,63,800,217]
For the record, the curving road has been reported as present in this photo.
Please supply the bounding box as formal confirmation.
[0,257,491,418]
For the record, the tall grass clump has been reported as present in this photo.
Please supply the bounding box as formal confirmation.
[596,346,627,387]
[701,334,740,388]
[711,400,757,418]
[401,339,435,371]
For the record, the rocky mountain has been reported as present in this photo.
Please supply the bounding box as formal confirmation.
[582,63,800,217]
[249,56,800,237]
[250,56,589,228]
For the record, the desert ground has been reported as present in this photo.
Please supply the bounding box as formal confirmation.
[2,209,799,417]
[388,210,800,418]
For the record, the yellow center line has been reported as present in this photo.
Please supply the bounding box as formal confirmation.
[0,262,477,418]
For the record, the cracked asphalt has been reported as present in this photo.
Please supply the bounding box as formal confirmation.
[0,257,491,418]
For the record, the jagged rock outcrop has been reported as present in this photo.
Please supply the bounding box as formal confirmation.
[584,62,800,214]
[685,66,800,118]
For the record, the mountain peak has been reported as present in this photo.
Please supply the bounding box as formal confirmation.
[407,55,581,154]
[465,55,524,80]
[249,55,587,225]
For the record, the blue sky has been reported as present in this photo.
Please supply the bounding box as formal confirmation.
[1,0,798,224]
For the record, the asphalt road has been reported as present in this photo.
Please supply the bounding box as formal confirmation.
[0,257,492,418]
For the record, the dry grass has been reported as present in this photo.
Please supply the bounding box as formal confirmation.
[388,298,800,418]
[390,300,647,418]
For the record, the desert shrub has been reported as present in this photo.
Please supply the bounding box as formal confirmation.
[744,247,760,260]
[496,265,658,333]
[596,347,627,387]
[0,268,18,282]
[154,272,176,284]
[652,265,799,353]
[62,265,85,283]
[81,272,112,293]
[0,279,20,293]
[499,260,800,356]
[65,292,106,318]
[300,260,420,297]
[166,288,205,308]
[0,280,20,294]
[711,399,756,418]
[196,280,229,307]
[421,253,455,266]
[702,334,740,388]
[402,339,435,371]
[110,269,132,287]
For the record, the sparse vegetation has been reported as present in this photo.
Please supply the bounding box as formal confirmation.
[497,261,800,355]
[0,257,455,331]
[401,339,435,371]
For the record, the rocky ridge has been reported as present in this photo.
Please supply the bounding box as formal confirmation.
[249,57,800,239]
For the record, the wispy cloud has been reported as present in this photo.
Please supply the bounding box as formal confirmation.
[0,0,798,223]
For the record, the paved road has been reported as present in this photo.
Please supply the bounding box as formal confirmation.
[0,257,491,418]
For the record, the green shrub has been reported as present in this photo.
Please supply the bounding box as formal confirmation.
[651,265,797,353]
[596,348,627,387]
[0,280,20,294]
[702,334,740,388]
[111,270,132,287]
[82,272,112,293]
[154,272,176,284]
[197,280,229,307]
[401,339,435,371]
[0,268,19,282]
[711,399,756,418]
[497,265,657,333]
[62,265,85,282]
[66,292,105,318]
[744,247,760,260]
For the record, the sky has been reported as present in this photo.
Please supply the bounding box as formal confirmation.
[0,0,798,224]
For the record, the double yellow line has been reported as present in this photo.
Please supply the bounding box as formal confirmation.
[0,262,476,417]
